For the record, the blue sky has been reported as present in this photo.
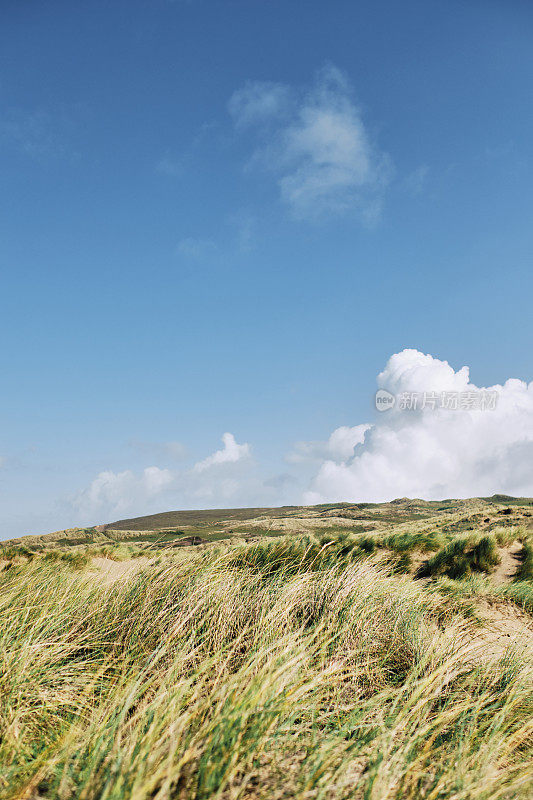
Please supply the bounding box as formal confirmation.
[1,0,533,536]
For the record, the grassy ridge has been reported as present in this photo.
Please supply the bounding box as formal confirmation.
[3,496,531,555]
[103,505,302,531]
[1,540,532,799]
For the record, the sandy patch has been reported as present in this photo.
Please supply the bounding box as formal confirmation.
[90,556,150,582]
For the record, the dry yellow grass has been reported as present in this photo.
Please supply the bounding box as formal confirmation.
[0,536,532,800]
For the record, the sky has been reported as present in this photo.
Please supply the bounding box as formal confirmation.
[1,0,533,537]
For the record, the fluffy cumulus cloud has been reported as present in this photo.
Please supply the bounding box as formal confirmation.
[229,64,391,221]
[76,466,173,520]
[287,424,370,464]
[194,432,250,472]
[74,433,252,524]
[306,349,533,503]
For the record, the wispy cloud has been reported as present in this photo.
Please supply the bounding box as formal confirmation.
[177,212,256,261]
[155,122,218,178]
[228,81,291,128]
[229,65,392,222]
[0,107,80,162]
[263,473,297,489]
[129,440,188,460]
[155,153,186,176]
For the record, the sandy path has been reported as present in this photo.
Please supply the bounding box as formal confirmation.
[468,599,533,663]
[492,541,523,585]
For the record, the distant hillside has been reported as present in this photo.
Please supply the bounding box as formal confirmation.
[103,495,533,533]
[2,495,532,552]
[103,505,301,531]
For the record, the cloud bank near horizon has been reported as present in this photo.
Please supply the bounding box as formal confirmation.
[306,349,533,504]
[75,432,252,523]
[70,349,533,526]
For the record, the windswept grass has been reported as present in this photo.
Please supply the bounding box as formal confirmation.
[223,533,376,576]
[383,529,444,553]
[0,544,36,561]
[42,549,91,569]
[0,543,531,799]
[417,534,501,579]
[84,543,148,561]
[515,540,533,582]
[434,574,533,615]
[492,526,521,547]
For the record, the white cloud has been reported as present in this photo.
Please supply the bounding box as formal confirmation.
[306,349,533,504]
[76,466,173,519]
[287,424,370,463]
[74,433,252,524]
[194,432,250,472]
[229,64,391,221]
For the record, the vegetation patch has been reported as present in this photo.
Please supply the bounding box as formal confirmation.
[514,540,533,582]
[0,546,531,800]
[416,534,501,579]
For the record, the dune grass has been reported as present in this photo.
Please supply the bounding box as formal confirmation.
[84,543,149,561]
[416,534,501,579]
[383,529,444,553]
[435,574,533,616]
[0,544,532,799]
[515,540,533,582]
[0,544,36,561]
